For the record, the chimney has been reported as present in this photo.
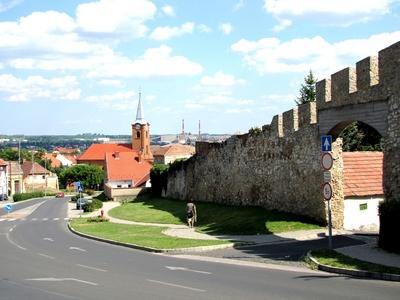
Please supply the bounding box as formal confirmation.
[114,151,120,159]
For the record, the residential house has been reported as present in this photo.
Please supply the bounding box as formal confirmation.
[21,161,59,192]
[0,159,7,199]
[6,161,24,196]
[151,144,195,165]
[342,152,383,231]
[44,152,77,168]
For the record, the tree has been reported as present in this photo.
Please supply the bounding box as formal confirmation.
[339,121,383,151]
[59,164,104,189]
[296,70,317,105]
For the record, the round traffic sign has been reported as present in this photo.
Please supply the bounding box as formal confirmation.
[322,153,333,170]
[322,183,333,200]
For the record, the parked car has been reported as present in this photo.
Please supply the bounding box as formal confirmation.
[55,192,65,198]
[76,198,91,210]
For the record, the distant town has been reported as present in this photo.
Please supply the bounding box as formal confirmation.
[0,133,232,152]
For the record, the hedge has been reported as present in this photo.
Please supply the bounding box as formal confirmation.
[13,191,55,202]
[82,198,103,213]
[378,200,400,254]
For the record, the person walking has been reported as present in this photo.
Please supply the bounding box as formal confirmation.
[186,199,197,228]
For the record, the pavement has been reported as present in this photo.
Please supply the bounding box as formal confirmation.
[68,200,400,280]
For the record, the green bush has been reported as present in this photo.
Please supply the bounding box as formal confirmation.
[94,192,109,202]
[13,191,55,202]
[70,194,79,202]
[86,189,95,196]
[82,198,103,212]
[379,200,400,254]
[87,216,109,222]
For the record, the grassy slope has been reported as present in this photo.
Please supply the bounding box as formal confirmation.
[108,196,322,235]
[70,218,228,249]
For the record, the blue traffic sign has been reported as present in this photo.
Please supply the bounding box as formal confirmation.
[4,204,12,213]
[78,186,84,193]
[321,135,332,152]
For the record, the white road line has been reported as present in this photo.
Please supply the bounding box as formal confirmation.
[165,266,212,274]
[43,237,54,242]
[32,218,37,221]
[8,218,16,221]
[42,218,49,221]
[6,233,26,251]
[38,253,55,259]
[76,264,107,272]
[53,218,60,221]
[26,278,98,286]
[0,219,5,222]
[69,246,87,252]
[147,279,206,292]
[64,217,69,220]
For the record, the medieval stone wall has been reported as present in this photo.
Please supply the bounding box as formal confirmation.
[164,41,400,227]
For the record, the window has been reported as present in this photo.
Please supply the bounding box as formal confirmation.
[146,131,148,138]
[359,203,368,211]
[137,132,140,139]
[42,175,45,179]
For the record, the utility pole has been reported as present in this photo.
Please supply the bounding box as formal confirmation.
[31,151,35,192]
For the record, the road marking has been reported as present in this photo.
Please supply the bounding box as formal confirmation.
[8,218,16,221]
[147,279,206,292]
[0,219,5,222]
[69,246,87,252]
[32,218,37,221]
[77,264,108,272]
[165,266,212,274]
[64,218,69,220]
[26,277,98,286]
[42,218,49,221]
[53,218,59,221]
[43,237,54,242]
[38,253,55,259]
[6,233,26,251]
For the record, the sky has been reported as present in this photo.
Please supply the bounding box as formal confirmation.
[0,0,399,135]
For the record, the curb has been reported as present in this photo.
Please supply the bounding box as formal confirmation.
[67,221,235,254]
[306,251,400,282]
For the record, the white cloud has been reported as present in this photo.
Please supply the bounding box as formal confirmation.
[231,31,400,76]
[162,5,175,16]
[233,0,246,11]
[0,74,81,102]
[76,0,156,35]
[149,22,194,40]
[85,91,136,110]
[87,45,203,78]
[198,24,212,33]
[272,18,292,32]
[220,23,233,35]
[200,71,245,87]
[225,108,252,114]
[99,79,124,88]
[264,0,396,28]
[0,0,22,13]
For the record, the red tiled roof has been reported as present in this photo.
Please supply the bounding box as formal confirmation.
[0,159,6,166]
[64,154,77,164]
[151,144,195,157]
[78,144,136,161]
[54,147,80,154]
[44,153,61,168]
[343,152,383,197]
[105,152,151,187]
[21,161,51,178]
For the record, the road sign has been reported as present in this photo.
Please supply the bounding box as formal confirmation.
[78,186,83,193]
[321,135,332,152]
[4,203,12,213]
[322,153,333,170]
[322,183,333,200]
[323,171,331,183]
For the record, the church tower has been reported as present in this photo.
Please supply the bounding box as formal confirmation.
[131,91,153,162]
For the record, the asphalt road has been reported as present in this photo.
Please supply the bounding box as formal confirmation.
[0,198,399,300]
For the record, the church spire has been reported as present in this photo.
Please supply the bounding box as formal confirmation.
[135,89,146,124]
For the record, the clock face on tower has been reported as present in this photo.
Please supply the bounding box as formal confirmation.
[135,123,141,130]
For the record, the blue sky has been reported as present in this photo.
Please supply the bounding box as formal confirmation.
[0,0,399,135]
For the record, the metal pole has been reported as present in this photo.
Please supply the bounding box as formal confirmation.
[328,199,333,249]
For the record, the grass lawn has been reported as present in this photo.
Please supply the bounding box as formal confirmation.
[70,218,229,250]
[108,195,322,235]
[311,249,400,275]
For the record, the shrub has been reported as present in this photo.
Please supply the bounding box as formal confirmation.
[82,198,103,212]
[87,216,109,223]
[379,200,400,254]
[86,189,95,196]
[94,192,109,202]
[70,194,79,202]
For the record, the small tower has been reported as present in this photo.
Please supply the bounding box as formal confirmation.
[131,91,153,162]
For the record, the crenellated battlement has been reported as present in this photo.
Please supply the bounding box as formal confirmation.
[316,41,400,111]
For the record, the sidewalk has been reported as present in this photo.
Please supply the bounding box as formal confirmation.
[70,200,400,271]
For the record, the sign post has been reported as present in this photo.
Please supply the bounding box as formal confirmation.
[321,135,333,250]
